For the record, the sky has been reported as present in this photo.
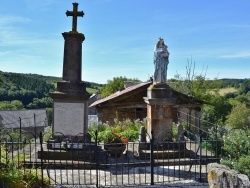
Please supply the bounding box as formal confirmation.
[0,0,250,84]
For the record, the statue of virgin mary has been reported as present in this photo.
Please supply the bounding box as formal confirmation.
[153,38,169,83]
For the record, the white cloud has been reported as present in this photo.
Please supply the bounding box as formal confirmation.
[225,24,250,29]
[219,51,250,59]
[0,16,31,25]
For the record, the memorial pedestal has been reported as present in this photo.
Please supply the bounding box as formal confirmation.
[144,83,176,142]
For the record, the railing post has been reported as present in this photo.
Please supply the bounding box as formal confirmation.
[34,114,36,139]
[39,131,44,187]
[19,117,22,141]
[95,130,99,188]
[150,129,154,185]
[198,117,202,182]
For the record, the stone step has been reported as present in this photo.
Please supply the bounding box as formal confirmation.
[138,149,191,159]
[38,150,107,163]
[23,157,219,169]
[138,142,187,151]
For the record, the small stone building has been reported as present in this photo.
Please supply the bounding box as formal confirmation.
[89,82,204,124]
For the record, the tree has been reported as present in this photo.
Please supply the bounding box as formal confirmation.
[202,95,232,124]
[27,97,53,109]
[46,108,53,126]
[11,100,24,110]
[225,103,250,129]
[0,100,24,110]
[171,58,221,102]
[238,79,250,95]
[101,77,140,98]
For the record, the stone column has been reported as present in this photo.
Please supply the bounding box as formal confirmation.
[62,32,85,82]
[50,32,90,138]
[144,83,176,142]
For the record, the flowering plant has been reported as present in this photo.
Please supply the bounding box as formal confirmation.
[61,137,72,150]
[105,132,128,144]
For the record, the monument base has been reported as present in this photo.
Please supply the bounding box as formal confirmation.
[136,141,190,159]
[50,91,90,137]
[38,144,107,164]
[144,83,176,142]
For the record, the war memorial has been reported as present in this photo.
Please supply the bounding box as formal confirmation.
[1,2,245,188]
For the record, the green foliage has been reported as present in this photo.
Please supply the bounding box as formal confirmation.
[202,95,232,124]
[101,76,140,98]
[0,144,7,163]
[43,126,52,142]
[238,79,250,95]
[97,129,113,143]
[26,97,53,109]
[220,158,234,169]
[86,87,99,94]
[0,100,24,110]
[223,129,250,160]
[88,118,145,142]
[233,155,250,178]
[0,71,103,109]
[221,152,250,178]
[0,165,50,187]
[172,59,221,103]
[225,103,250,129]
[0,143,50,187]
[218,78,244,89]
[46,108,53,126]
[122,129,139,142]
[172,123,178,140]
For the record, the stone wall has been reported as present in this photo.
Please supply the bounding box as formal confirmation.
[207,163,250,188]
[99,108,147,125]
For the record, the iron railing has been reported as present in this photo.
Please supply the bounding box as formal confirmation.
[0,111,222,187]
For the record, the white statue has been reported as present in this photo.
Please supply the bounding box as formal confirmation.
[153,38,169,83]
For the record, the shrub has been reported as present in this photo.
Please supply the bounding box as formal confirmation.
[223,129,250,160]
[220,158,234,169]
[43,126,52,142]
[122,129,139,142]
[172,123,178,140]
[225,103,250,129]
[233,155,250,178]
[0,144,50,187]
[88,118,146,142]
[221,129,250,178]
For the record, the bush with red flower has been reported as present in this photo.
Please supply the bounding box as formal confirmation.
[105,132,128,144]
[88,118,146,143]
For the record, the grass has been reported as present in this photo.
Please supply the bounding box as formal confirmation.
[1,143,51,187]
[86,87,99,94]
[211,87,237,96]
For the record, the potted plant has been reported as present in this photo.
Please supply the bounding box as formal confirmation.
[104,132,128,157]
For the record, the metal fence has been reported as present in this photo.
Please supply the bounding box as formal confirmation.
[0,111,221,187]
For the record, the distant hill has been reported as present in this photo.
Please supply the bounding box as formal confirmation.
[218,78,247,88]
[0,71,104,108]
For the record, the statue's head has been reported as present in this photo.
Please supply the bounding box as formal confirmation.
[156,38,165,48]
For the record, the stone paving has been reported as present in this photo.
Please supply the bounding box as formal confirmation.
[44,164,209,187]
[19,139,213,187]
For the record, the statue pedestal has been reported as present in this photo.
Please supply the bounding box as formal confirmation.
[144,83,176,142]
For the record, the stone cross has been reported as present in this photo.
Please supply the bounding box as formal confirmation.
[66,2,84,32]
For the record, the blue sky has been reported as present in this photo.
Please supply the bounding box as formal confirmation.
[0,0,250,84]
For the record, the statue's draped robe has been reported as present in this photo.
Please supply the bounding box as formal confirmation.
[154,45,169,83]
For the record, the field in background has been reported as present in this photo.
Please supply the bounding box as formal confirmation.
[218,87,237,95]
[211,87,237,96]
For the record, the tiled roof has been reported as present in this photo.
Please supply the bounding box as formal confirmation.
[0,109,47,128]
[89,82,151,107]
